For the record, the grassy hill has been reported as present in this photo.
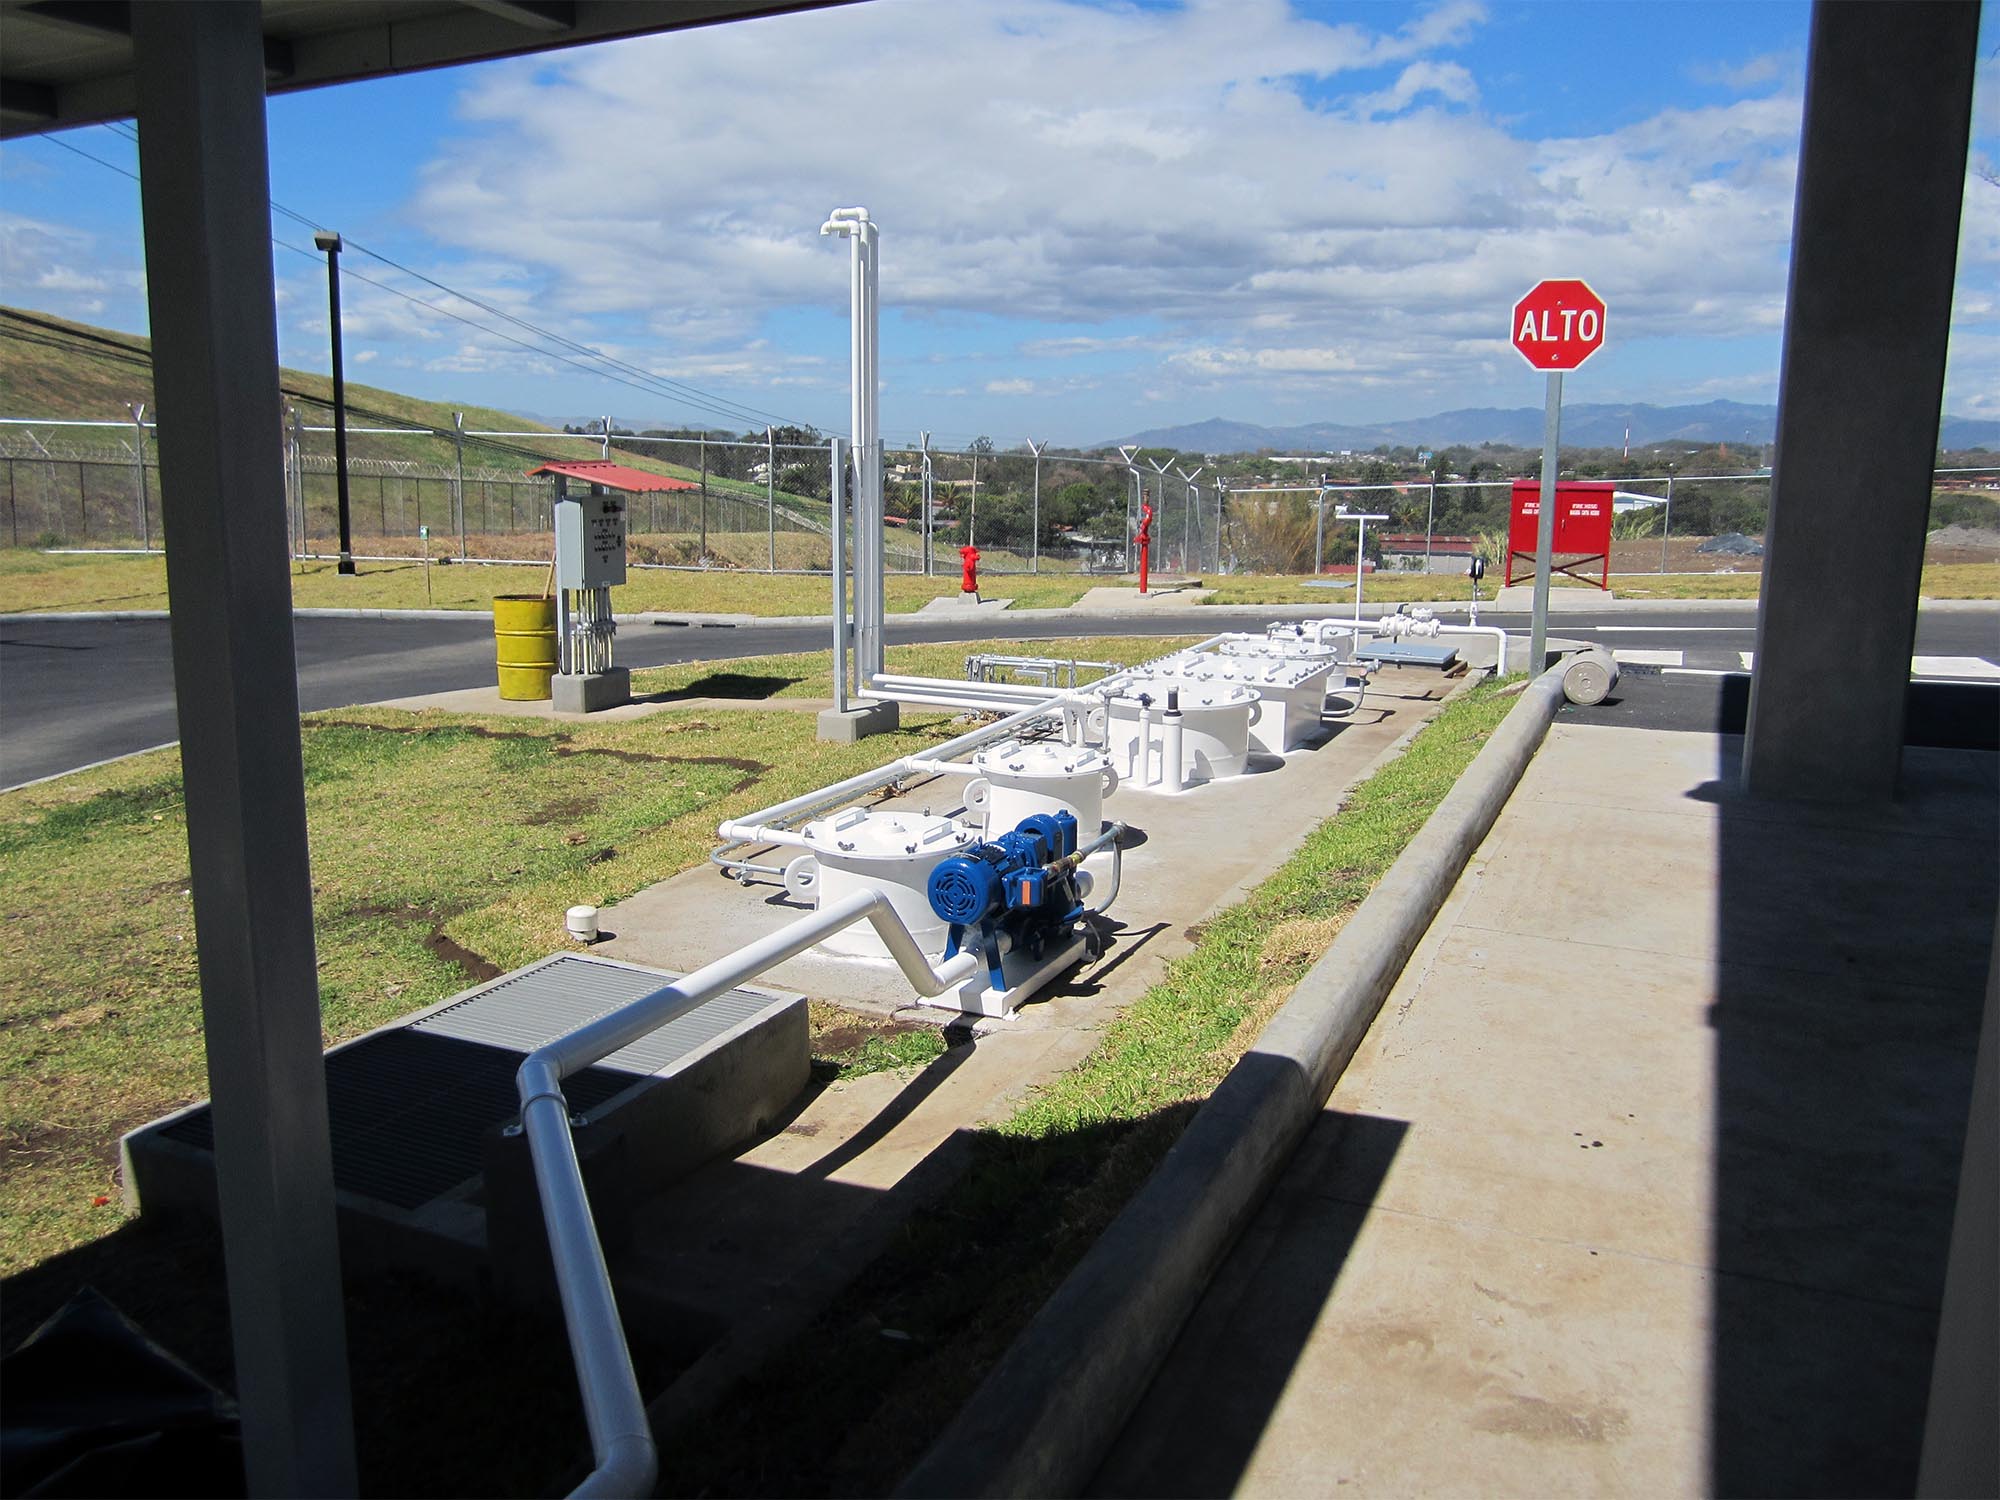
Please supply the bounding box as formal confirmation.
[0,305,587,471]
[0,306,851,560]
[0,306,828,496]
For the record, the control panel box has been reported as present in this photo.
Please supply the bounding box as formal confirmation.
[555,493,627,590]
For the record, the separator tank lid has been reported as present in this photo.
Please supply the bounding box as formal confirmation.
[1112,676,1260,709]
[973,738,1111,780]
[801,806,974,861]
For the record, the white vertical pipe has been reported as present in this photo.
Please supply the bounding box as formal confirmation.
[830,436,849,713]
[1354,512,1367,628]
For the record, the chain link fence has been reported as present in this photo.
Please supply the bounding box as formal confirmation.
[3,416,1991,575]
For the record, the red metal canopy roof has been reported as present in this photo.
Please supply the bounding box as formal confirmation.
[526,460,699,493]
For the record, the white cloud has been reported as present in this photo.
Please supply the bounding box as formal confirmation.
[0,212,133,320]
[405,0,1831,418]
[1347,60,1479,118]
[1018,333,1154,358]
[1689,52,1792,91]
[987,378,1037,395]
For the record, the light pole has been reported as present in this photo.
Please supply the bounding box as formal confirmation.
[1026,436,1047,573]
[1314,472,1330,576]
[313,230,355,575]
[1176,463,1206,572]
[1147,455,1174,573]
[1118,445,1141,575]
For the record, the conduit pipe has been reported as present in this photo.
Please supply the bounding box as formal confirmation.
[518,888,986,1500]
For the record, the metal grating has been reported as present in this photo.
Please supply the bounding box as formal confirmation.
[1354,642,1461,668]
[410,956,781,1076]
[157,957,789,1211]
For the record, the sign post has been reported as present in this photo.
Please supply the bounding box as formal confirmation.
[1511,279,1606,670]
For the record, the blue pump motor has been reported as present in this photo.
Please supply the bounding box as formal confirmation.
[925,811,1086,992]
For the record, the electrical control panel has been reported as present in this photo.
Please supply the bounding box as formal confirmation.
[555,492,627,590]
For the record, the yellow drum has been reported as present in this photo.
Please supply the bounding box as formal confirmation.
[493,595,557,700]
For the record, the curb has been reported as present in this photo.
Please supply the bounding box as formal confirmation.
[897,663,1573,1499]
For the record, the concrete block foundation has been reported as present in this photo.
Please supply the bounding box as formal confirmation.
[553,666,630,713]
[817,699,901,742]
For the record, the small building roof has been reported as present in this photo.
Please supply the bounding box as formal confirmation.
[526,460,699,493]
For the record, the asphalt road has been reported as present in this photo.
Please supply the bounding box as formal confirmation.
[3,604,1995,788]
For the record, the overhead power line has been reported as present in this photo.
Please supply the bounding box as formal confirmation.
[47,123,811,435]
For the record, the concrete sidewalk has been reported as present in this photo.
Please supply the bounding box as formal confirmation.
[1094,724,1995,1497]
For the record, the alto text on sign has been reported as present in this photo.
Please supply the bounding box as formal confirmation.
[1511,279,1607,371]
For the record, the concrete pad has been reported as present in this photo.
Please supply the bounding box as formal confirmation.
[1098,723,1995,1498]
[1096,1193,1711,1499]
[1072,586,1217,610]
[1913,654,2000,679]
[917,595,1015,614]
[369,682,690,722]
[1492,583,1614,610]
[1610,647,1682,666]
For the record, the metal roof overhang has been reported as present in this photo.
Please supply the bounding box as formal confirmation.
[528,459,700,491]
[0,0,853,138]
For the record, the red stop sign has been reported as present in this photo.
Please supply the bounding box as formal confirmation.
[1511,278,1606,371]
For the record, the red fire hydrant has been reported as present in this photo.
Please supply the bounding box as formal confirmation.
[959,543,981,602]
[1135,502,1155,594]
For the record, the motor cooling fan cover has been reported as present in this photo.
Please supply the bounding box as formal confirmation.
[928,856,1002,925]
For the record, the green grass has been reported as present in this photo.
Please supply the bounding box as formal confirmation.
[0,635,1193,1275]
[653,673,1524,1497]
[0,552,1103,616]
[9,549,1997,616]
[15,550,1991,617]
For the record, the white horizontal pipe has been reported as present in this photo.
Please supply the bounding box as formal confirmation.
[863,687,1062,715]
[519,887,983,1499]
[903,756,981,777]
[1435,623,1511,671]
[719,681,1121,844]
[871,672,1061,699]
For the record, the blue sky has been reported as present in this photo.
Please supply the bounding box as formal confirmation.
[2,0,1995,448]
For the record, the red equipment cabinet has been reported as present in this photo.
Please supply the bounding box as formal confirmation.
[1504,479,1614,589]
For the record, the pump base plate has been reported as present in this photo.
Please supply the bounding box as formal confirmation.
[923,931,1089,1019]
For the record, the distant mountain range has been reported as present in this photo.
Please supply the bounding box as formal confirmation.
[1094,401,2000,455]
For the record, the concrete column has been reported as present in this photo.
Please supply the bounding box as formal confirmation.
[1917,911,1999,1499]
[1742,0,1979,801]
[132,4,357,1493]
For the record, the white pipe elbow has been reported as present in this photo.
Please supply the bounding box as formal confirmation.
[569,1434,657,1499]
